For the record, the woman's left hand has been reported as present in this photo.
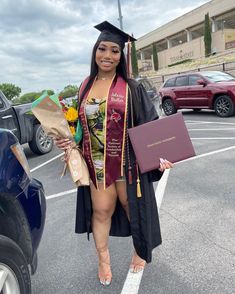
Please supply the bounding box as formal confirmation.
[158,158,173,172]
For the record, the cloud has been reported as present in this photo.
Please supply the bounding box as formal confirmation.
[0,0,209,94]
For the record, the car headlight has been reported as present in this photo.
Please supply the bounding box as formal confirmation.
[10,143,32,179]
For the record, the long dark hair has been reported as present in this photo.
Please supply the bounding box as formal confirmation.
[80,41,128,101]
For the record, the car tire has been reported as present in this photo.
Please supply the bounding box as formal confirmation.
[162,98,177,115]
[214,95,234,117]
[0,235,31,294]
[29,124,53,155]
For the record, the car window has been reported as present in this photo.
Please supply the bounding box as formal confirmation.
[140,80,148,90]
[175,76,188,87]
[139,79,155,91]
[0,97,4,109]
[144,80,153,91]
[164,78,175,87]
[189,75,201,85]
[201,71,235,82]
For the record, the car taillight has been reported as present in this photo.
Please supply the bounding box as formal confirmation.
[10,143,32,179]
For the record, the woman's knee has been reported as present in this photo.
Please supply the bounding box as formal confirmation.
[93,207,113,222]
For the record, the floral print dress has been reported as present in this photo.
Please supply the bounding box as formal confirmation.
[85,96,106,182]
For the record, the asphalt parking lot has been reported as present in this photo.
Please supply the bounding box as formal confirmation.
[24,109,235,294]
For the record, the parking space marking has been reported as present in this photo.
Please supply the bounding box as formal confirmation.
[30,153,64,173]
[46,188,77,200]
[186,120,235,125]
[175,145,235,165]
[156,169,170,211]
[192,137,235,140]
[120,270,144,294]
[188,128,235,131]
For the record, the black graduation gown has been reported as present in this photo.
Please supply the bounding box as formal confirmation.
[75,79,163,263]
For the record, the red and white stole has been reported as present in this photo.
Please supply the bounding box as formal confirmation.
[79,75,128,189]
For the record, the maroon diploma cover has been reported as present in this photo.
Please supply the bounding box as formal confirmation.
[128,113,196,173]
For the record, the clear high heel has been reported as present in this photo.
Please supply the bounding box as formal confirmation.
[97,249,112,286]
[129,251,146,273]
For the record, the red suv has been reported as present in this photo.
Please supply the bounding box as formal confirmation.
[159,71,235,117]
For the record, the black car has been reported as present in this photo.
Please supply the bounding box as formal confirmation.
[136,77,159,102]
[0,128,46,294]
[0,90,53,154]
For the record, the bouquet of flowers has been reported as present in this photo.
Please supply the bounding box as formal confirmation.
[59,96,82,144]
[31,92,89,187]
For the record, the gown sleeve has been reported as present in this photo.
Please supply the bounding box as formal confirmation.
[134,82,164,182]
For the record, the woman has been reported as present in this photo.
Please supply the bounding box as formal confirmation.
[55,21,173,286]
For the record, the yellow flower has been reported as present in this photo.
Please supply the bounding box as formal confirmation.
[69,125,76,136]
[65,107,78,122]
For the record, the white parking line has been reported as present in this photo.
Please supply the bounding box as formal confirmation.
[192,137,235,140]
[120,270,144,294]
[30,153,64,173]
[174,145,235,164]
[188,128,235,131]
[46,188,77,200]
[156,169,170,211]
[186,120,235,125]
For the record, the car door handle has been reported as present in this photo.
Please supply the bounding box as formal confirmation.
[2,115,13,119]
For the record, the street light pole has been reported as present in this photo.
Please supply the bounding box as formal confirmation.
[117,0,123,30]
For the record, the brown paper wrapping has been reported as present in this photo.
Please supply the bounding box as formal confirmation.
[32,96,89,186]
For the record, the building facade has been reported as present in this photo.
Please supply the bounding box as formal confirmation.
[136,0,235,72]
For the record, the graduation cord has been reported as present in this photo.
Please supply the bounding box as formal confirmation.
[127,86,142,198]
[126,89,132,185]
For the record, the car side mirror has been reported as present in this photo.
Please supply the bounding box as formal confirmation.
[197,79,207,86]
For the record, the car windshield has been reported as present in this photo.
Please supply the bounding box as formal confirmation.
[201,72,235,82]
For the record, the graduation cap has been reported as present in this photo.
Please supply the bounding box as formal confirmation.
[94,21,136,50]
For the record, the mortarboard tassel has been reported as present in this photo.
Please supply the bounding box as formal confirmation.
[136,163,142,198]
[136,176,142,198]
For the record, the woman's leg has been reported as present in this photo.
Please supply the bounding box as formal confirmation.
[115,180,146,273]
[115,180,129,218]
[90,182,117,285]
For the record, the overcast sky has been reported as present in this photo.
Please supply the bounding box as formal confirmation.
[0,0,208,94]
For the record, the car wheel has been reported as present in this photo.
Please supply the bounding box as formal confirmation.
[29,124,53,155]
[214,95,234,117]
[0,236,31,294]
[162,98,177,115]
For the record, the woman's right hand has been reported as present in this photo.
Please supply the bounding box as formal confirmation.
[54,138,73,151]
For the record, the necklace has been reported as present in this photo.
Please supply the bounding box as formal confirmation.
[97,77,110,81]
[97,74,116,81]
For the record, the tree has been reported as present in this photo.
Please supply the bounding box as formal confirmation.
[204,13,212,57]
[0,83,21,101]
[19,92,41,104]
[19,89,54,104]
[152,43,159,71]
[131,41,139,78]
[41,89,55,96]
[59,85,78,99]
